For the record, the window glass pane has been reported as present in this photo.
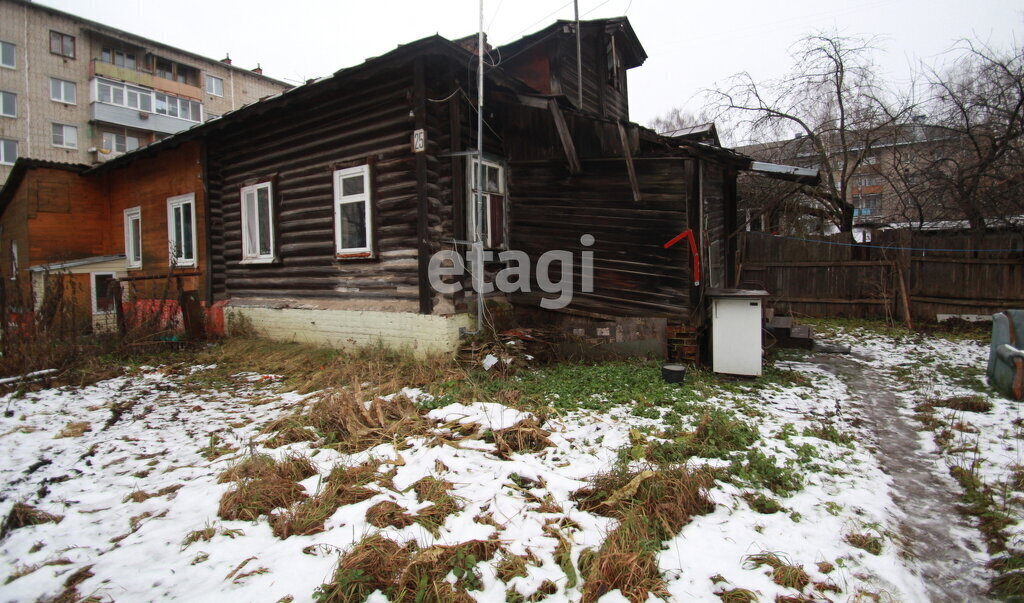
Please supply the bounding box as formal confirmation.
[341,175,364,196]
[94,274,115,313]
[339,201,367,249]
[488,194,505,247]
[126,136,140,152]
[0,91,13,116]
[173,206,183,256]
[130,218,141,263]
[257,187,271,256]
[101,48,111,63]
[1,41,14,68]
[64,126,77,148]
[98,81,111,103]
[155,93,167,114]
[138,92,151,112]
[112,87,124,105]
[63,36,74,58]
[486,166,500,192]
[65,81,76,103]
[50,32,60,54]
[51,123,62,145]
[181,203,193,260]
[0,139,16,164]
[125,54,136,70]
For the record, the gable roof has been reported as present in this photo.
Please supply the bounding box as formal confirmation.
[497,17,647,69]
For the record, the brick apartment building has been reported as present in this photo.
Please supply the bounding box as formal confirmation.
[0,0,290,184]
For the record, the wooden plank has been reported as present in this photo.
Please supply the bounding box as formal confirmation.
[547,98,582,175]
[910,295,1024,306]
[617,122,641,203]
[911,257,1024,265]
[773,297,891,305]
[745,260,896,268]
[414,58,432,315]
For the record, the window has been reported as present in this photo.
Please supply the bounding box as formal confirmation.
[100,47,136,70]
[467,158,506,249]
[9,240,17,279]
[49,31,75,58]
[167,194,197,267]
[606,35,623,90]
[155,57,198,85]
[205,75,224,97]
[102,131,140,154]
[239,183,275,262]
[49,78,76,104]
[0,91,14,117]
[51,123,77,149]
[0,41,14,69]
[1,138,18,165]
[95,78,201,121]
[155,92,202,122]
[91,273,116,314]
[853,194,882,217]
[333,165,373,256]
[124,207,142,269]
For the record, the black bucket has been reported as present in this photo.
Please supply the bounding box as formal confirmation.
[662,363,687,384]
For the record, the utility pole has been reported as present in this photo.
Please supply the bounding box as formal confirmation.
[473,0,487,332]
[575,0,583,109]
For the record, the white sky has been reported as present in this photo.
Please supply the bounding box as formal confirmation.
[39,0,1024,129]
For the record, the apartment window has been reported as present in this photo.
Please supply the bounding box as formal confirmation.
[167,194,197,267]
[49,31,75,59]
[124,207,142,269]
[1,138,18,165]
[51,123,78,149]
[0,91,14,117]
[155,57,198,86]
[101,47,136,70]
[205,75,224,97]
[95,78,153,112]
[155,92,202,122]
[240,182,275,261]
[102,132,140,154]
[0,41,14,69]
[606,35,623,91]
[853,194,882,217]
[50,78,76,104]
[467,158,506,249]
[91,273,116,314]
[333,165,373,255]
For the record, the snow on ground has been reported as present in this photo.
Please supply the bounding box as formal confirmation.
[0,329,999,602]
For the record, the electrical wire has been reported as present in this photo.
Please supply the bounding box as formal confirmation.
[581,0,614,18]
[427,87,463,103]
[749,231,1023,253]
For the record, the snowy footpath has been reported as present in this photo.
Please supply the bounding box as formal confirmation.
[0,328,1008,602]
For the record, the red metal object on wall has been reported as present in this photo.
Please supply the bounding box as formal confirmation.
[663,229,700,286]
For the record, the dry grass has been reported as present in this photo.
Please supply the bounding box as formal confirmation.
[122,484,184,503]
[315,535,413,602]
[845,532,884,555]
[218,476,308,521]
[218,452,317,484]
[716,587,758,602]
[931,394,994,413]
[394,539,500,600]
[326,459,381,505]
[1,503,63,539]
[306,389,429,453]
[181,526,216,549]
[576,466,716,602]
[496,552,532,583]
[412,477,463,536]
[270,482,347,539]
[366,501,415,528]
[492,419,554,459]
[744,553,810,590]
[261,417,316,448]
[54,421,91,438]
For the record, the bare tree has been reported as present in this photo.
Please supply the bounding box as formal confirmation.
[906,40,1024,230]
[707,32,911,232]
[648,107,701,135]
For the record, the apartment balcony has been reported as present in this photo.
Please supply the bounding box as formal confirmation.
[90,101,197,135]
[90,59,202,100]
[89,76,203,135]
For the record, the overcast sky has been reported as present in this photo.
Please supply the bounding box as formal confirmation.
[40,0,1024,133]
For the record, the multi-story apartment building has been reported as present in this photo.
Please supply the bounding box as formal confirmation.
[0,0,290,184]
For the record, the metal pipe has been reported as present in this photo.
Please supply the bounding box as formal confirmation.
[471,0,487,334]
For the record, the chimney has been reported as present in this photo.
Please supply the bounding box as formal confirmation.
[221,53,232,65]
[252,63,263,75]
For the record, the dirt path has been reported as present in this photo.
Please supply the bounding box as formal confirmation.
[814,353,993,602]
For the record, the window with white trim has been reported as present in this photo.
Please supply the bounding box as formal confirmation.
[0,137,15,163]
[102,131,140,153]
[0,138,16,165]
[50,78,76,104]
[205,75,224,97]
[91,273,116,314]
[51,123,77,149]
[467,158,507,249]
[124,207,142,269]
[167,194,197,267]
[333,165,373,256]
[0,91,14,117]
[0,41,14,69]
[240,182,275,262]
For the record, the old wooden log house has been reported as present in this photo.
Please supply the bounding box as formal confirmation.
[0,17,815,360]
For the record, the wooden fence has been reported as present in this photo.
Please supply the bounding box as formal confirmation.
[736,229,1024,322]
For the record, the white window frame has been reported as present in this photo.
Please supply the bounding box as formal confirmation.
[0,138,16,165]
[124,206,142,269]
[0,41,15,69]
[205,74,224,97]
[51,123,77,149]
[466,157,507,249]
[91,272,116,314]
[240,182,276,263]
[93,78,202,122]
[49,78,76,104]
[167,193,197,267]
[0,91,14,117]
[333,165,373,256]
